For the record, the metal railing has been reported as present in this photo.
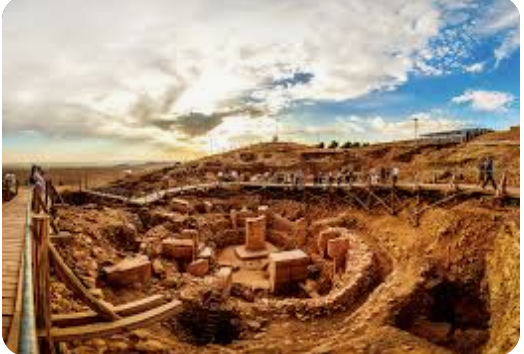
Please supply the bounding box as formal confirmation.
[18,188,39,354]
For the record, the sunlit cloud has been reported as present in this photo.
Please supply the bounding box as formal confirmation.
[452,90,515,112]
[2,0,520,162]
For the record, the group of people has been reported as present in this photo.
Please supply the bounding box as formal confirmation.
[214,167,400,187]
[2,173,18,201]
[368,167,400,186]
[478,156,497,190]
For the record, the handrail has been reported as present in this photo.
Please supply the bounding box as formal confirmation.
[18,188,39,354]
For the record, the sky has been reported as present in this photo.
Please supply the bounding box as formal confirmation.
[2,0,521,163]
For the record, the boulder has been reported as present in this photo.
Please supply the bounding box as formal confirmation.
[152,259,165,276]
[187,259,209,277]
[104,255,151,287]
[199,246,214,260]
[171,198,194,213]
[104,222,139,252]
[144,224,172,240]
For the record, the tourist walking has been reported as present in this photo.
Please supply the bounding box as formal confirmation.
[481,157,497,190]
[477,157,486,186]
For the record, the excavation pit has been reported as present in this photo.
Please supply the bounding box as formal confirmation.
[395,280,491,353]
[172,293,242,345]
[51,181,518,353]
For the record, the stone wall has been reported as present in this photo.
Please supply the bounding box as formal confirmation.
[211,228,245,248]
[267,230,294,250]
[244,228,378,318]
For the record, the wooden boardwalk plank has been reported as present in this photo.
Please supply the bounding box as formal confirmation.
[42,300,182,342]
[52,295,166,327]
[2,189,28,342]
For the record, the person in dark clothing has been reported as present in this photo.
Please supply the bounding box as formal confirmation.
[481,157,497,190]
[29,165,38,185]
[477,157,486,186]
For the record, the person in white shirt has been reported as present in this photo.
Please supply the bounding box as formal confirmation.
[391,167,399,186]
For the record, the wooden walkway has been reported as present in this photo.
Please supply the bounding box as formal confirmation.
[2,189,29,351]
[86,181,520,206]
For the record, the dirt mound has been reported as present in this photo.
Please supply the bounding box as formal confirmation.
[98,127,519,198]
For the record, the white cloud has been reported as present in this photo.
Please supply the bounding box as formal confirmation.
[2,0,450,148]
[464,62,485,73]
[452,90,515,112]
[494,29,520,63]
[285,112,466,143]
[472,0,520,64]
[3,0,518,157]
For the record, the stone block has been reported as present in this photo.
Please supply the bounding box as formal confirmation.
[187,259,209,277]
[327,237,349,260]
[290,265,309,280]
[171,198,193,213]
[269,250,309,292]
[245,215,267,251]
[209,218,232,233]
[161,238,195,259]
[235,244,270,260]
[214,267,233,296]
[152,258,165,276]
[104,255,151,287]
[318,228,343,257]
[199,246,214,260]
[203,201,213,213]
[267,230,292,249]
[272,214,295,233]
[180,229,199,240]
[237,208,256,228]
[294,218,308,247]
[258,205,270,217]
[144,224,172,240]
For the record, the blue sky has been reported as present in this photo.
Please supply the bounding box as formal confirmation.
[2,0,520,162]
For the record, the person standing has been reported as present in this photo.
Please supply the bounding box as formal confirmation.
[31,166,46,197]
[477,157,486,186]
[482,157,497,190]
[391,167,399,186]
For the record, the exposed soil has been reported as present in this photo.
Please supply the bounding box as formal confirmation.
[52,129,519,354]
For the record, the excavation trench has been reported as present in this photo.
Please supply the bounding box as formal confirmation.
[52,186,518,353]
[395,279,491,353]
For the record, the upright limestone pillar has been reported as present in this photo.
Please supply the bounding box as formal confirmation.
[245,215,267,251]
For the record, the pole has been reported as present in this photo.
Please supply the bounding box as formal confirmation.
[413,118,419,146]
[274,117,280,142]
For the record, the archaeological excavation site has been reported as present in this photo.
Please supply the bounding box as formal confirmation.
[22,132,515,354]
[2,130,519,354]
[3,1,521,353]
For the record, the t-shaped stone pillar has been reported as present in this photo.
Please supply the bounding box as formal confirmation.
[245,215,267,251]
[235,215,269,260]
